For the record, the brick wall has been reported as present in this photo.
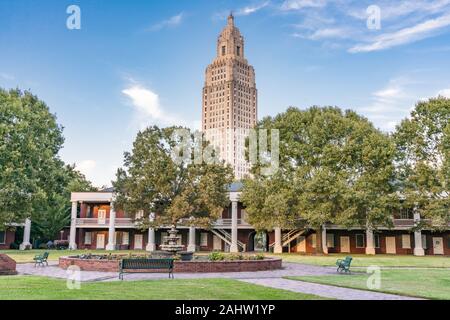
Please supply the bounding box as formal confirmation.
[0,254,17,275]
[59,256,282,273]
[0,230,16,250]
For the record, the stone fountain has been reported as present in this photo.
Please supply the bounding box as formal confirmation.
[159,225,184,254]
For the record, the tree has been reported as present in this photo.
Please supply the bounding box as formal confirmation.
[394,97,450,229]
[241,107,396,254]
[32,164,96,241]
[0,89,64,229]
[113,126,234,230]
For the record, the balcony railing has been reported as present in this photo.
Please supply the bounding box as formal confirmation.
[76,218,135,227]
[76,217,251,228]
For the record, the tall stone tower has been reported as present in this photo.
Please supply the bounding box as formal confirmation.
[202,13,258,179]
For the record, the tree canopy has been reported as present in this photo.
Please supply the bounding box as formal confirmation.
[113,126,234,229]
[394,97,450,230]
[0,89,64,228]
[241,106,396,253]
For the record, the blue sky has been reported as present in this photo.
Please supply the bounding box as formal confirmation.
[1,0,450,187]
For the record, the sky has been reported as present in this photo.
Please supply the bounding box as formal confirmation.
[1,0,450,187]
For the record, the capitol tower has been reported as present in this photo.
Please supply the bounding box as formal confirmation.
[201,13,258,179]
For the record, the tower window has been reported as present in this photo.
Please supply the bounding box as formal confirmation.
[237,46,241,56]
[222,46,226,56]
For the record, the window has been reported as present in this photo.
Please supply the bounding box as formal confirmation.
[200,233,208,246]
[122,232,129,245]
[222,46,226,56]
[402,234,411,249]
[326,234,335,248]
[135,210,144,220]
[399,208,413,219]
[310,234,316,248]
[0,231,5,244]
[84,232,92,245]
[422,234,427,249]
[356,234,365,248]
[374,234,380,248]
[237,46,241,56]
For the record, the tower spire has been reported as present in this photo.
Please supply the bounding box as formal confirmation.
[228,12,234,26]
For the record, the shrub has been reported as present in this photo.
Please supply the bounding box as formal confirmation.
[54,240,69,250]
[208,251,225,261]
[9,242,19,250]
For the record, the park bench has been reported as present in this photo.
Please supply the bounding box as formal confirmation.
[336,256,352,273]
[119,258,174,280]
[33,252,49,267]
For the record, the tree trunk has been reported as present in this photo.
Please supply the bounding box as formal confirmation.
[315,225,323,255]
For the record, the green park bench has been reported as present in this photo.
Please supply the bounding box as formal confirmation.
[33,252,49,267]
[119,258,174,280]
[336,256,352,273]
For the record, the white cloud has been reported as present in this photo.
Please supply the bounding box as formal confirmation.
[308,27,352,40]
[122,85,185,129]
[359,77,416,131]
[437,88,450,97]
[236,1,270,16]
[281,0,327,11]
[148,12,184,31]
[349,13,450,53]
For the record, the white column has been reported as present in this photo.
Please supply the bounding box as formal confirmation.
[188,226,196,252]
[322,226,328,254]
[69,201,78,250]
[106,203,116,251]
[413,211,425,256]
[365,227,376,255]
[19,218,32,250]
[274,227,283,254]
[230,201,239,253]
[146,213,156,252]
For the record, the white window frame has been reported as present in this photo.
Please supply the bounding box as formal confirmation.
[0,231,6,244]
[84,232,92,245]
[356,234,365,248]
[311,234,316,248]
[135,210,144,220]
[122,232,129,245]
[97,209,107,224]
[402,234,411,249]
[326,234,335,248]
[200,233,208,246]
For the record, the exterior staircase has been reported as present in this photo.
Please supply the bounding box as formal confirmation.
[211,229,246,252]
[269,229,305,251]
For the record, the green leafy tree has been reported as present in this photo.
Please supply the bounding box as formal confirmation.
[0,89,64,229]
[394,97,450,229]
[242,107,396,253]
[32,164,96,241]
[113,126,234,230]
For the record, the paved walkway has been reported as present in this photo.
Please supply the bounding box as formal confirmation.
[240,278,420,300]
[16,262,421,300]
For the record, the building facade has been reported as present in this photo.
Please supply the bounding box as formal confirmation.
[66,186,450,256]
[202,14,257,179]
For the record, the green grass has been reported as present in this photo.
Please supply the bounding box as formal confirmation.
[0,276,325,300]
[0,249,154,263]
[286,269,450,300]
[269,253,450,268]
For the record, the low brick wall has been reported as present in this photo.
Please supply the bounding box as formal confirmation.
[59,256,282,273]
[0,254,17,275]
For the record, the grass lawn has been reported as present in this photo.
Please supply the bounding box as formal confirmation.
[286,269,450,300]
[0,276,325,300]
[0,249,155,263]
[269,253,450,268]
